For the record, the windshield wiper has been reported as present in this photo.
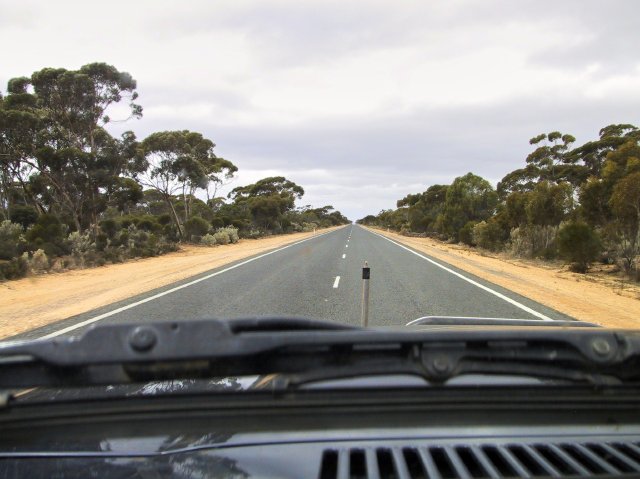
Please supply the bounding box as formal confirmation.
[0,317,639,392]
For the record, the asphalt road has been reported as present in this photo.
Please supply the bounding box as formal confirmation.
[17,224,574,340]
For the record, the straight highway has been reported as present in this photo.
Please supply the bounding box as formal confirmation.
[20,224,573,339]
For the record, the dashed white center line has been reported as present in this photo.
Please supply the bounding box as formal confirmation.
[345,244,349,248]
[342,254,346,259]
[333,276,341,288]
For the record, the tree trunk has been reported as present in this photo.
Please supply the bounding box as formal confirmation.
[165,194,183,238]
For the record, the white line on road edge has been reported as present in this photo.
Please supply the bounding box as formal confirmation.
[333,276,341,288]
[342,254,346,259]
[370,231,553,321]
[39,228,342,339]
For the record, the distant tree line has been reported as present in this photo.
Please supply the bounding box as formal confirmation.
[0,63,349,280]
[357,126,640,277]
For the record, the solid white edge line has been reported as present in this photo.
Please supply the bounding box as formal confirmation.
[38,228,343,339]
[368,230,553,321]
[333,276,341,288]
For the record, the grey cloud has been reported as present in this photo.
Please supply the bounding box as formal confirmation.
[145,1,547,67]
[525,1,640,74]
[144,0,639,75]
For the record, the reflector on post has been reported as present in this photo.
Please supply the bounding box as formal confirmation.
[361,261,370,327]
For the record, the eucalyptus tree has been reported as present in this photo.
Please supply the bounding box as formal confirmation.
[442,173,498,240]
[228,177,304,231]
[139,130,236,236]
[1,63,143,232]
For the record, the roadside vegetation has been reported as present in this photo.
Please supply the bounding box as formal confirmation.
[358,126,640,279]
[0,63,349,280]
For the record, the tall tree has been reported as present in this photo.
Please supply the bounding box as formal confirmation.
[139,130,236,236]
[228,177,304,231]
[609,172,640,272]
[1,63,143,232]
[566,124,639,178]
[442,173,497,240]
[526,131,578,184]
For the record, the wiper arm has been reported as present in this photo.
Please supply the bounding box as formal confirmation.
[0,317,639,390]
[265,342,629,390]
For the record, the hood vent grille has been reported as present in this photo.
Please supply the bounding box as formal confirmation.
[319,441,640,478]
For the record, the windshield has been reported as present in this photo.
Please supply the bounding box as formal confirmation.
[1,1,639,381]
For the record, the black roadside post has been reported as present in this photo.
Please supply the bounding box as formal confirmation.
[361,261,370,327]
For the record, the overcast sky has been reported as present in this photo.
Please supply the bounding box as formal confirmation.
[2,0,639,220]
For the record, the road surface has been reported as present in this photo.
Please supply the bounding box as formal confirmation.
[17,225,573,340]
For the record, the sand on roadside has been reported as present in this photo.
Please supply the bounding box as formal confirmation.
[0,227,343,339]
[367,227,640,329]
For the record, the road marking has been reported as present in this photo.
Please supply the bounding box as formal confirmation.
[370,231,553,321]
[345,244,349,248]
[342,254,346,259]
[333,276,341,288]
[38,228,343,339]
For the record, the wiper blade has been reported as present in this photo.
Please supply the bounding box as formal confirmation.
[0,317,639,390]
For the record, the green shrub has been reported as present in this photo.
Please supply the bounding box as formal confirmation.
[210,217,225,229]
[213,230,230,245]
[0,220,24,260]
[9,205,38,229]
[103,246,123,263]
[472,220,504,251]
[95,233,108,252]
[557,222,602,273]
[201,234,217,246]
[231,219,248,230]
[509,225,558,258]
[459,221,477,246]
[157,214,172,226]
[184,216,210,241]
[28,249,50,273]
[25,214,68,256]
[99,219,119,239]
[217,226,239,243]
[0,256,28,280]
[242,228,264,239]
[162,224,180,242]
[114,230,129,247]
[302,222,318,232]
[68,231,94,256]
[136,215,162,233]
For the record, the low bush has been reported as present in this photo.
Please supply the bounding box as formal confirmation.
[213,230,230,245]
[459,221,477,246]
[68,231,94,256]
[99,219,119,239]
[25,214,69,256]
[509,225,558,258]
[302,222,318,232]
[201,234,217,246]
[9,205,38,229]
[0,256,28,280]
[28,249,50,273]
[217,226,239,243]
[184,216,210,241]
[472,220,504,251]
[241,228,264,239]
[557,222,602,273]
[0,220,24,260]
